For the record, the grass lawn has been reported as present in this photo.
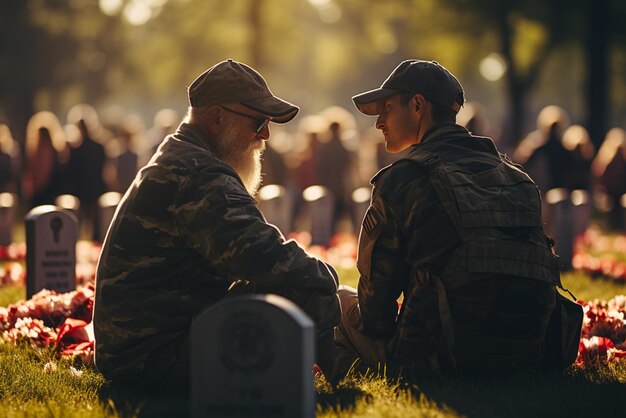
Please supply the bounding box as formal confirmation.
[1,271,626,417]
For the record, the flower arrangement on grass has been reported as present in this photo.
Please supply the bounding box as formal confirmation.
[573,226,626,281]
[2,232,626,371]
[0,285,95,365]
[578,295,626,367]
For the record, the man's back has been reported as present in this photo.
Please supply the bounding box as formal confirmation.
[378,126,557,375]
[94,127,234,383]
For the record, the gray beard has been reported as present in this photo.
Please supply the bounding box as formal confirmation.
[214,124,264,197]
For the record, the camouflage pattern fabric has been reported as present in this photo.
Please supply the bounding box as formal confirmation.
[93,123,339,388]
[355,124,557,377]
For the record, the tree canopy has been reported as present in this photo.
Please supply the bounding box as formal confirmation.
[1,0,624,145]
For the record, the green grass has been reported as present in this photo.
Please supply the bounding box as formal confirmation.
[561,270,626,301]
[0,284,24,308]
[1,271,626,417]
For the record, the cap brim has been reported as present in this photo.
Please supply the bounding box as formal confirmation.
[352,88,400,115]
[240,96,299,124]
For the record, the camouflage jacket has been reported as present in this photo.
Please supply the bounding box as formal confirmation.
[357,124,557,374]
[93,123,339,385]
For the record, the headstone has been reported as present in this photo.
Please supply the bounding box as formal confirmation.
[25,205,78,298]
[570,189,592,238]
[55,194,81,224]
[0,192,16,246]
[545,188,573,270]
[257,185,293,237]
[621,193,626,232]
[303,185,334,246]
[98,192,122,243]
[351,186,371,233]
[191,294,315,418]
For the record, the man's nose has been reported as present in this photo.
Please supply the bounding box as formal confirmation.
[375,115,385,130]
[258,124,270,140]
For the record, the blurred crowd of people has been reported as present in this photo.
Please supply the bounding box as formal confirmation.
[0,102,625,243]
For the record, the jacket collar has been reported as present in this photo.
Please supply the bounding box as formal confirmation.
[419,123,470,146]
[173,123,214,150]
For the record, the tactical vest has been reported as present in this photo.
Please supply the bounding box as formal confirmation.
[398,133,562,372]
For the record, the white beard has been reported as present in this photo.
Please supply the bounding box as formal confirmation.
[214,122,264,197]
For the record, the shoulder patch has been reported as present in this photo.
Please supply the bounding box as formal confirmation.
[363,205,383,238]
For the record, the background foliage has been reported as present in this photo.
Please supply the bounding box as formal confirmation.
[1,0,625,148]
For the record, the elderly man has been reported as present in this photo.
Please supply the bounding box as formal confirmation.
[93,59,340,392]
[335,59,580,380]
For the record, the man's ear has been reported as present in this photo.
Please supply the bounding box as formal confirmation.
[206,106,222,130]
[414,94,426,113]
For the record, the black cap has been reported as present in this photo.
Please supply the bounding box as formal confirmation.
[188,59,299,124]
[352,59,465,115]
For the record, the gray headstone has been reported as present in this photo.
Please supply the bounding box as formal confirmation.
[55,194,81,225]
[98,192,122,243]
[257,185,293,237]
[545,188,573,270]
[191,294,315,418]
[303,185,334,246]
[621,193,626,231]
[351,186,371,233]
[25,205,78,298]
[0,192,16,246]
[570,189,592,238]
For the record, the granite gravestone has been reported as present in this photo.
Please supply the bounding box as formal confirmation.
[303,185,334,246]
[25,205,78,298]
[351,186,371,233]
[191,294,315,418]
[55,194,81,222]
[545,188,574,270]
[257,185,293,237]
[0,192,16,246]
[98,192,122,243]
[622,193,626,230]
[570,189,592,238]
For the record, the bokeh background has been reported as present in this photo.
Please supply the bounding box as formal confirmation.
[1,0,625,144]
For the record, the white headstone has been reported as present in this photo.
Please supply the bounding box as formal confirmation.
[98,192,122,243]
[570,189,592,238]
[621,193,626,231]
[191,294,315,418]
[545,188,573,270]
[303,185,334,246]
[0,192,16,246]
[55,194,81,221]
[351,186,371,233]
[25,205,78,298]
[257,185,293,237]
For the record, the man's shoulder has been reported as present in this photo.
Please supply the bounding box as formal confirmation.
[154,136,237,179]
[371,157,428,186]
[371,158,433,207]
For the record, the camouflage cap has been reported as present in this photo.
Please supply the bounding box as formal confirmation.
[188,59,299,124]
[352,59,465,116]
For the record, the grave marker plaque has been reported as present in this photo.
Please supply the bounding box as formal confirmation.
[257,185,293,237]
[351,186,371,233]
[98,192,122,243]
[55,194,81,222]
[0,192,16,246]
[303,185,334,246]
[25,205,78,298]
[191,294,315,418]
[545,188,573,270]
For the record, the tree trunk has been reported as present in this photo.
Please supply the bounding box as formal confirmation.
[585,0,609,148]
[248,0,264,69]
[0,1,34,144]
[495,3,527,145]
